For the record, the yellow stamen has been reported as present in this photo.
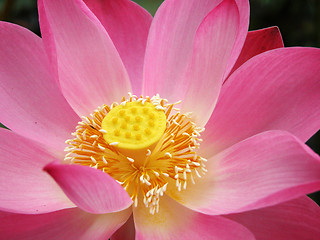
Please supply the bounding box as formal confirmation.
[64,94,206,214]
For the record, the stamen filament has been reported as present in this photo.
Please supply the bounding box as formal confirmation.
[64,93,206,214]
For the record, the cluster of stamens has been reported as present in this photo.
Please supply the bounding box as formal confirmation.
[64,93,207,214]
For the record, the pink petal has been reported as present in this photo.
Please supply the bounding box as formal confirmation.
[0,129,74,214]
[229,26,284,76]
[84,0,152,95]
[39,0,131,116]
[203,47,320,156]
[44,163,132,214]
[133,195,254,240]
[111,215,135,240]
[143,0,249,102]
[0,207,131,240]
[223,0,249,78]
[180,0,240,126]
[226,196,320,240]
[166,131,320,215]
[0,21,79,154]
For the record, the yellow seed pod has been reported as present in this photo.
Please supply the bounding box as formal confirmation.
[101,101,167,150]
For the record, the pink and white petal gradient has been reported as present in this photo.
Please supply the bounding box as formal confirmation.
[133,195,255,240]
[84,0,152,95]
[203,47,320,156]
[226,196,320,240]
[0,22,79,154]
[0,207,131,240]
[229,26,284,76]
[39,0,131,117]
[167,131,320,215]
[0,129,74,214]
[1,0,320,238]
[44,163,132,214]
[143,0,249,103]
[180,0,240,127]
[111,215,135,240]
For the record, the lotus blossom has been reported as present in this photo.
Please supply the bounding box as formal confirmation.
[1,0,320,239]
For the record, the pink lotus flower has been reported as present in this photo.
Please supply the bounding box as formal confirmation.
[1,0,320,239]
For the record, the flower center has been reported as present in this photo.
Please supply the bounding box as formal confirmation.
[101,101,167,150]
[64,93,207,214]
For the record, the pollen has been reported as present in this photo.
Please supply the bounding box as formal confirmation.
[64,93,206,215]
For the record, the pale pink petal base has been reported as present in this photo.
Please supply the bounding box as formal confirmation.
[0,129,74,214]
[0,21,79,154]
[39,0,131,116]
[203,47,320,156]
[226,196,320,240]
[44,163,132,214]
[84,0,152,95]
[0,207,131,240]
[167,131,320,215]
[133,195,254,240]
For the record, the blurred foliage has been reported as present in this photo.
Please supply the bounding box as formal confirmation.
[0,0,39,34]
[133,0,163,16]
[0,0,319,202]
[250,0,320,47]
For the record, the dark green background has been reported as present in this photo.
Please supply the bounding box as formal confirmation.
[1,0,319,203]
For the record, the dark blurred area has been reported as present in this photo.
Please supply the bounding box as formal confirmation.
[1,0,320,47]
[0,0,319,202]
[0,0,39,34]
